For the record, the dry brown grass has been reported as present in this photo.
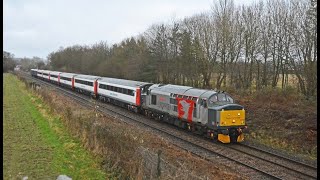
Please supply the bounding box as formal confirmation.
[235,87,317,160]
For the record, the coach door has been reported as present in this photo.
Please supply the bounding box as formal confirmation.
[199,98,208,124]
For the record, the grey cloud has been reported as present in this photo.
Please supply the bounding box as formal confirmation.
[4,0,249,59]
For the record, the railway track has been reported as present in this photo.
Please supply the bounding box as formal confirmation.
[228,143,317,178]
[18,72,317,180]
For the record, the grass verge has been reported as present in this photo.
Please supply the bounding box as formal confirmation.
[3,73,107,179]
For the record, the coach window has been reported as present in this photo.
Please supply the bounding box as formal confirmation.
[123,89,128,95]
[151,95,157,105]
[128,89,134,96]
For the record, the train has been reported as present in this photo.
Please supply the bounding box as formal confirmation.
[30,69,247,143]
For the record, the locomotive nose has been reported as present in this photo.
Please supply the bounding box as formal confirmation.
[219,109,245,127]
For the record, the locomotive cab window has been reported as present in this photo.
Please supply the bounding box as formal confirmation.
[151,95,157,105]
[225,94,234,103]
[208,93,234,106]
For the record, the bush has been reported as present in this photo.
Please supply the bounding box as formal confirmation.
[252,86,302,105]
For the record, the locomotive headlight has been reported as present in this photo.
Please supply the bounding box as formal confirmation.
[238,113,240,116]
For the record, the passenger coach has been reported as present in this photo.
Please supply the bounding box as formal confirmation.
[49,71,62,85]
[42,70,51,81]
[97,78,152,112]
[74,74,101,97]
[59,72,78,89]
[31,69,38,77]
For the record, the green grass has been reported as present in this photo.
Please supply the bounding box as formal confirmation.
[3,73,106,179]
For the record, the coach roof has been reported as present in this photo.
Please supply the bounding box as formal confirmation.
[42,70,51,74]
[98,77,152,88]
[74,74,101,81]
[49,71,62,76]
[60,72,78,78]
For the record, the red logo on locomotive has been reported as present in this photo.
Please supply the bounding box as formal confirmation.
[176,98,194,122]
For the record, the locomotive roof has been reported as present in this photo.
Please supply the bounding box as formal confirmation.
[183,88,208,97]
[199,90,217,99]
[98,77,152,88]
[151,84,218,98]
[74,74,101,81]
[151,84,193,94]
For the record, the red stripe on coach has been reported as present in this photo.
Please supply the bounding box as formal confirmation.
[136,88,141,106]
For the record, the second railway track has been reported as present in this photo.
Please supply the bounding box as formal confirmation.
[18,72,317,180]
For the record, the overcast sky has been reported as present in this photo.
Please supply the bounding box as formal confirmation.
[4,0,253,59]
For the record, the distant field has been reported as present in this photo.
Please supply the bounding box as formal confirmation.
[209,73,299,89]
[3,73,106,179]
